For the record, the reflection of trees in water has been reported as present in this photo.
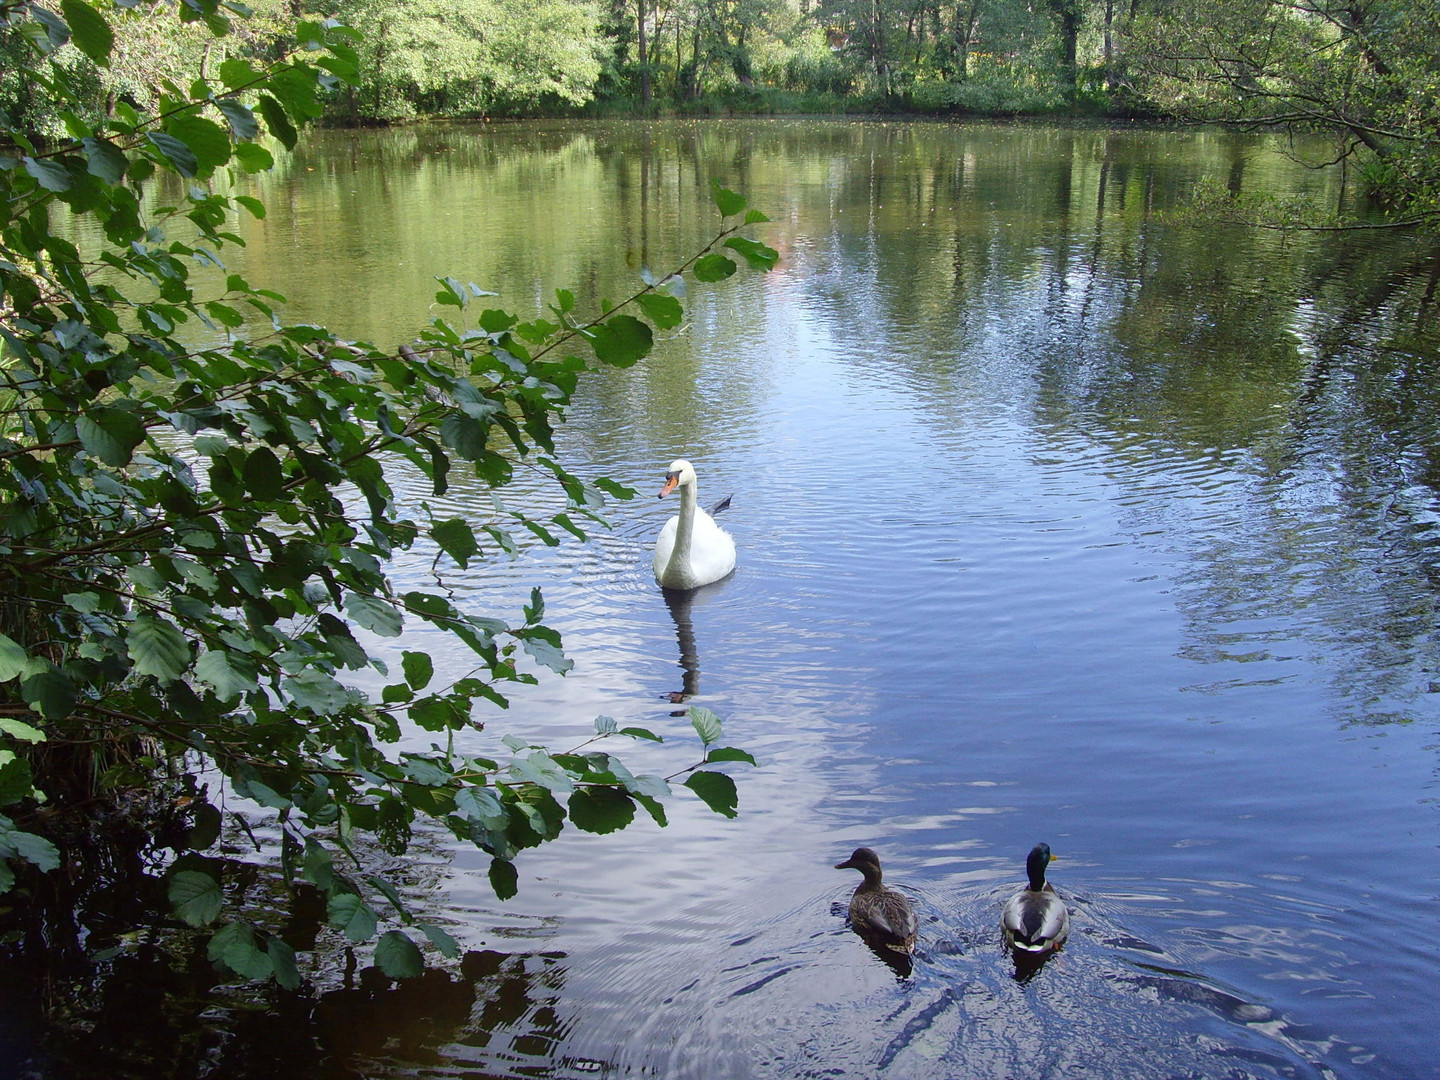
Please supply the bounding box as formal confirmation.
[790,128,1440,724]
[0,829,579,1080]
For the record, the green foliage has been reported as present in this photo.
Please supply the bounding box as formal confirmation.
[0,0,772,984]
[321,0,607,120]
[1125,0,1440,226]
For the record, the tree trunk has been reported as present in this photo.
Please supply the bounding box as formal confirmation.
[638,0,651,106]
[953,0,977,81]
[1103,0,1115,89]
[1047,0,1081,103]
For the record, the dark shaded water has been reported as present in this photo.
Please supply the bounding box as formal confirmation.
[15,120,1440,1079]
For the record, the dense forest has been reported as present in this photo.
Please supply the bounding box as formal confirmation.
[3,1,1435,220]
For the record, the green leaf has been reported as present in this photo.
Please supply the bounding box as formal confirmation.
[432,518,479,569]
[567,786,636,835]
[268,937,301,990]
[345,593,403,637]
[216,99,259,141]
[221,931,274,980]
[723,236,780,271]
[23,157,72,192]
[588,315,652,367]
[60,0,113,64]
[418,922,459,958]
[706,747,757,766]
[258,94,298,150]
[147,132,198,177]
[169,869,224,926]
[624,774,671,800]
[268,65,323,121]
[594,715,617,734]
[0,817,60,871]
[489,858,518,901]
[77,406,145,466]
[219,57,261,89]
[0,634,29,681]
[510,751,575,794]
[375,930,424,979]
[634,793,668,827]
[744,209,770,224]
[187,802,222,850]
[635,292,683,329]
[19,667,75,721]
[242,446,285,500]
[127,616,190,682]
[684,771,739,818]
[521,634,572,675]
[27,4,70,50]
[302,839,334,889]
[284,669,353,714]
[407,697,461,731]
[165,115,230,174]
[82,137,126,183]
[0,719,44,744]
[0,757,36,806]
[693,253,737,282]
[710,180,747,217]
[400,651,434,691]
[689,705,723,747]
[195,650,257,701]
[232,142,274,173]
[206,920,249,962]
[205,301,244,328]
[619,726,662,742]
[455,786,509,830]
[234,194,265,219]
[327,892,379,942]
[367,874,411,919]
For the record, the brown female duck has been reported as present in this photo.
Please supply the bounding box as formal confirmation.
[834,847,918,954]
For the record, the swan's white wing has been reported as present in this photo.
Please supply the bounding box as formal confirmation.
[688,511,736,585]
[653,516,679,581]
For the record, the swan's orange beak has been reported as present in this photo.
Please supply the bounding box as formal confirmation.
[658,474,679,498]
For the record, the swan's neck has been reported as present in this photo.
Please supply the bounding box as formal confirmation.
[666,479,698,576]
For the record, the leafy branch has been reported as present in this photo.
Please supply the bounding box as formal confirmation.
[0,0,776,986]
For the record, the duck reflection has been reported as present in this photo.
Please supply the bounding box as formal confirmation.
[1007,946,1056,984]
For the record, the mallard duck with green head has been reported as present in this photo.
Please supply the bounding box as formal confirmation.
[835,847,918,954]
[1000,842,1069,954]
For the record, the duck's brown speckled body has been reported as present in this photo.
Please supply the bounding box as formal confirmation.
[835,847,918,954]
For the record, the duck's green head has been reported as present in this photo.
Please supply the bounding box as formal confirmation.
[1025,842,1053,890]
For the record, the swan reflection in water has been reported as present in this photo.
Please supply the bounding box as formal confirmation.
[660,581,729,708]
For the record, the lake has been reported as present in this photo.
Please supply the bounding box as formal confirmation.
[56,119,1440,1078]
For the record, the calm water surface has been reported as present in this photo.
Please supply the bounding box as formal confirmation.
[220,120,1440,1079]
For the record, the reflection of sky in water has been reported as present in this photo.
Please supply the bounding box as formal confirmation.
[219,122,1440,1079]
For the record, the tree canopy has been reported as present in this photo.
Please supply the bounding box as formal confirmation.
[1127,0,1440,225]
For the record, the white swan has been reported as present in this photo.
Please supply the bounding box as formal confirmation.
[653,458,736,589]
